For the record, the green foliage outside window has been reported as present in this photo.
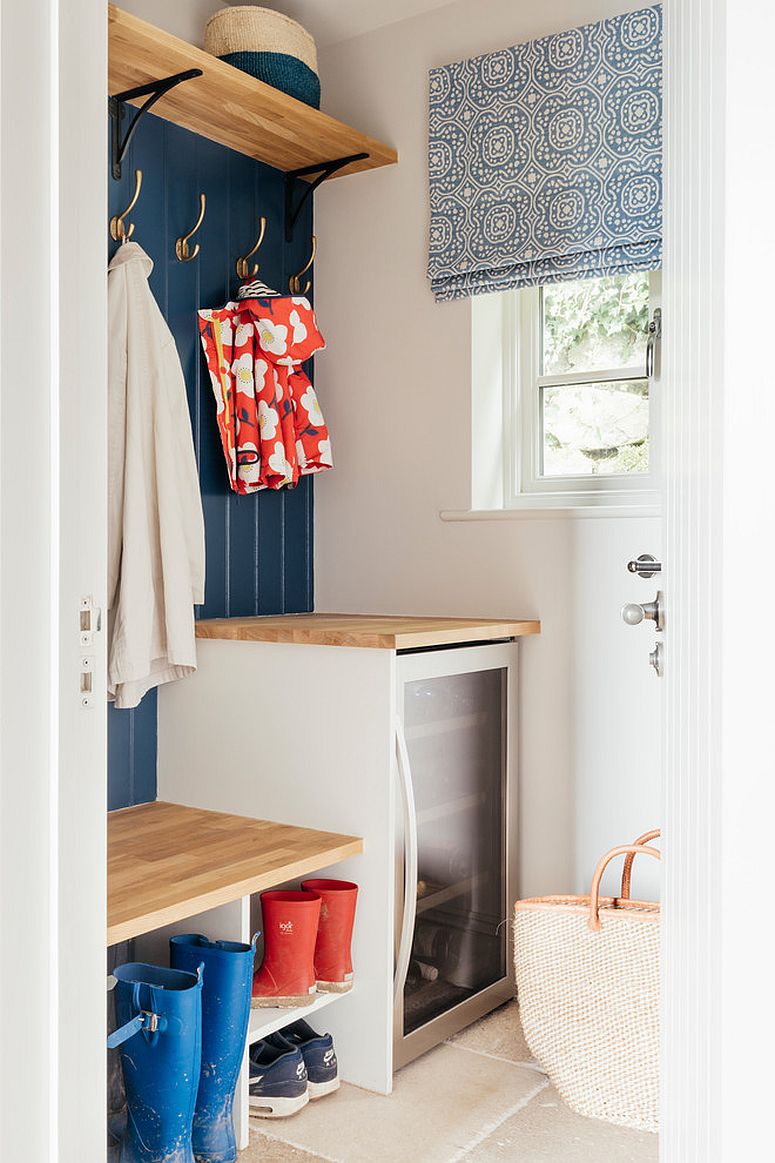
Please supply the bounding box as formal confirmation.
[538,273,652,476]
[542,273,651,376]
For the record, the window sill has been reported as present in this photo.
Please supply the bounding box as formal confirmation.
[441,499,662,521]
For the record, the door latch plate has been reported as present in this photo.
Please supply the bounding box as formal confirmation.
[79,595,102,646]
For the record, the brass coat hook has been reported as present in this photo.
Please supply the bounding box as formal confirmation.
[176,193,206,262]
[289,235,317,295]
[110,168,143,243]
[236,218,267,279]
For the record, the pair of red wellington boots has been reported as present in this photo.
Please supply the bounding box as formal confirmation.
[251,879,358,1008]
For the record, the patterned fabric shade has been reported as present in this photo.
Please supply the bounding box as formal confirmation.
[427,6,662,302]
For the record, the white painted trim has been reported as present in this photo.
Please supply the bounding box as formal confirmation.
[0,2,107,1160]
[661,2,724,1155]
[659,0,775,1158]
[718,3,775,1160]
[56,2,108,1157]
[0,4,59,1155]
[440,505,661,522]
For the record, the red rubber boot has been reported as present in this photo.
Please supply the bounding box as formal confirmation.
[251,891,321,1008]
[301,879,359,994]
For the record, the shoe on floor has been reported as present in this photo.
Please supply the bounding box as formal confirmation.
[248,1038,309,1118]
[271,1019,340,1099]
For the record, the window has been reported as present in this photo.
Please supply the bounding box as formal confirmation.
[471,271,661,512]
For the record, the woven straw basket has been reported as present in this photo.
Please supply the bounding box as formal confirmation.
[514,830,660,1133]
[205,6,320,107]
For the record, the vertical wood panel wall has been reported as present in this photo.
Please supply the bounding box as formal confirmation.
[108,112,315,809]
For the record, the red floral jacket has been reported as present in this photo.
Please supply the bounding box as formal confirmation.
[198,293,332,494]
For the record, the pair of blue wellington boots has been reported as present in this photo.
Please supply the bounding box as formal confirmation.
[107,933,256,1163]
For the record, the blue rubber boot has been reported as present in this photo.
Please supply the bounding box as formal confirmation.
[170,934,257,1163]
[107,962,204,1163]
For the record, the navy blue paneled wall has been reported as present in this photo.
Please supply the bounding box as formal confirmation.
[108,112,315,810]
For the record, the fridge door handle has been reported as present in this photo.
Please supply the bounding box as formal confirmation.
[394,714,419,1004]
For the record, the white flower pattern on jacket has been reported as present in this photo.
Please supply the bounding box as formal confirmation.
[257,318,288,356]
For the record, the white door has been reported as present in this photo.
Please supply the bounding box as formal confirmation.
[0,1,107,1160]
[662,2,775,1159]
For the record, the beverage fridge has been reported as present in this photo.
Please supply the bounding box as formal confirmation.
[393,642,518,1068]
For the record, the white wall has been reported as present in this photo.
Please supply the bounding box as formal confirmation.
[313,0,662,898]
[117,0,223,45]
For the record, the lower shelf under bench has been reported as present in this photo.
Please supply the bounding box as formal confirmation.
[247,989,343,1046]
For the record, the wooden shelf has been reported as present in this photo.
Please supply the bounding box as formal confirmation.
[195,613,541,650]
[247,990,344,1046]
[107,801,362,945]
[108,5,397,178]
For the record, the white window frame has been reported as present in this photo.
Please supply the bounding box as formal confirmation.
[502,271,662,511]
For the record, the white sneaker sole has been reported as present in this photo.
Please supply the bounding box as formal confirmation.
[308,1077,340,1100]
[248,1091,310,1118]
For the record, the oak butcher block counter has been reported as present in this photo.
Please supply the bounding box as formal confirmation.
[107,801,362,945]
[195,613,541,650]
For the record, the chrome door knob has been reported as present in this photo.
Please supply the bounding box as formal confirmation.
[621,591,664,631]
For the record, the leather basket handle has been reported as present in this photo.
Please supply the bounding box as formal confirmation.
[620,829,661,899]
[588,844,661,932]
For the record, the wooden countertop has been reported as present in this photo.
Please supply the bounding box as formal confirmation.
[195,613,541,650]
[108,801,362,945]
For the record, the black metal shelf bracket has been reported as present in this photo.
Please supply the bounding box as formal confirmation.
[285,153,369,241]
[110,69,203,180]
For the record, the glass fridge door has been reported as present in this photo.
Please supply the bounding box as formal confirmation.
[401,666,507,1037]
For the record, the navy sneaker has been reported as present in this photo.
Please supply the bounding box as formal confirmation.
[271,1019,340,1099]
[248,1038,309,1118]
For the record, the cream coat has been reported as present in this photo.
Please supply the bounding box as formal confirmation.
[108,242,205,708]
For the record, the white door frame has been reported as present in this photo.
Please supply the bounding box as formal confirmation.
[662,2,775,1159]
[2,1,774,1159]
[0,1,107,1160]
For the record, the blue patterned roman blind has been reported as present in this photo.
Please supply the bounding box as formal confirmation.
[427,6,662,302]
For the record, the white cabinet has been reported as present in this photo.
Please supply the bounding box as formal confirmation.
[158,623,525,1094]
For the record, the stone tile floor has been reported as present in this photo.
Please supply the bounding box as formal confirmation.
[241,1001,658,1162]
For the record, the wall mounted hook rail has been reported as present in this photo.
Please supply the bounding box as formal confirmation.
[110,168,143,242]
[176,193,206,261]
[289,235,317,296]
[110,69,203,180]
[284,153,368,241]
[236,218,267,279]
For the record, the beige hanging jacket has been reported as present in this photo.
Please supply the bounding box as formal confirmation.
[108,242,205,709]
